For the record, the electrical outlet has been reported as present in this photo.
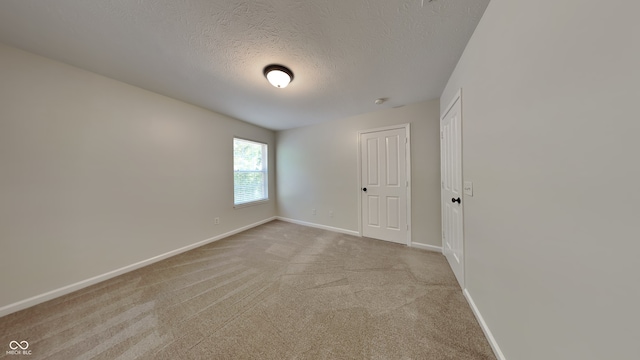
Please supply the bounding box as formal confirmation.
[329,210,333,218]
[214,217,220,225]
[312,209,316,215]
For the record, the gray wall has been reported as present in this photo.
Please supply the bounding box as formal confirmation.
[0,44,276,309]
[277,99,441,247]
[441,0,640,359]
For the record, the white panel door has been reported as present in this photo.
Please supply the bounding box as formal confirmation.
[360,127,408,244]
[441,93,464,288]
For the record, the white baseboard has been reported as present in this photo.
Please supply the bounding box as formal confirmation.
[275,217,360,237]
[463,289,506,360]
[410,242,443,253]
[0,217,277,318]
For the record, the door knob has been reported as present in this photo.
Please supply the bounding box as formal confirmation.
[451,197,461,204]
[362,188,367,192]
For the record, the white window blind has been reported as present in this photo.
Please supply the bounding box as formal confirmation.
[233,138,268,205]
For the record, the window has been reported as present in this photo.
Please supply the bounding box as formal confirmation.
[233,138,268,206]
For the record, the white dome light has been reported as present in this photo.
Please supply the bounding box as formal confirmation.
[264,65,294,89]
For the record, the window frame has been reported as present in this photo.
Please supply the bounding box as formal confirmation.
[233,137,269,208]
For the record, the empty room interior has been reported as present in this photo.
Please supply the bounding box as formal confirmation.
[0,1,638,359]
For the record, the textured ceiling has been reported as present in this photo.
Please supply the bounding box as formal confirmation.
[0,0,489,130]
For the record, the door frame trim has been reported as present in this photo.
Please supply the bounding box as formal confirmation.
[357,123,412,246]
[441,88,464,289]
[442,89,462,119]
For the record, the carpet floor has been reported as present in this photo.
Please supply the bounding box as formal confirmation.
[0,220,495,359]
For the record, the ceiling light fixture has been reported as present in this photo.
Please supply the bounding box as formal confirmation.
[374,98,387,105]
[263,64,294,88]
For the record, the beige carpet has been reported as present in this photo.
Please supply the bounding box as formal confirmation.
[0,220,495,359]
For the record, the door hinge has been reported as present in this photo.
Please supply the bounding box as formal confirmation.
[406,180,409,187]
[440,131,444,139]
[406,224,409,230]
[405,137,408,144]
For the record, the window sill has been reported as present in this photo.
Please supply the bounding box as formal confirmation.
[234,199,269,209]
